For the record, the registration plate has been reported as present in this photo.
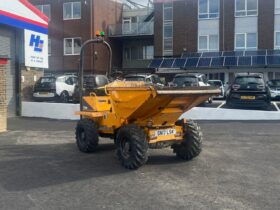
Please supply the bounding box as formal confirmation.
[155,129,176,137]
[39,92,49,95]
[240,96,255,100]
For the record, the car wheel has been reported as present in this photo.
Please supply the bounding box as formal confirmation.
[60,91,69,103]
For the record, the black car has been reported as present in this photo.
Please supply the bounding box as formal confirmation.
[226,73,271,109]
[72,74,109,103]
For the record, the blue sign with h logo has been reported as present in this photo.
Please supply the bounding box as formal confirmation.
[29,34,44,52]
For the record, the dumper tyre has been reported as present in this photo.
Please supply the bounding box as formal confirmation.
[116,124,148,170]
[76,119,99,153]
[172,120,202,160]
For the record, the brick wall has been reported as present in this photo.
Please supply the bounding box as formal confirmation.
[0,63,7,132]
[258,0,275,49]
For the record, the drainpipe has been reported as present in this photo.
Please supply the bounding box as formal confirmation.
[222,0,225,51]
[90,0,93,71]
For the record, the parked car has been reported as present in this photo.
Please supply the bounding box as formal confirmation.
[267,79,280,100]
[208,80,225,99]
[72,74,109,103]
[170,73,213,103]
[169,73,210,87]
[124,74,164,86]
[226,73,271,109]
[33,75,77,103]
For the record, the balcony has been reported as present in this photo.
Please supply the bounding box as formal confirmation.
[123,59,153,69]
[108,22,154,38]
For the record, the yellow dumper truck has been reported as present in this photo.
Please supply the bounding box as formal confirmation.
[75,34,220,169]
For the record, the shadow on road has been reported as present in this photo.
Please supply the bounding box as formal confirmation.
[0,142,128,192]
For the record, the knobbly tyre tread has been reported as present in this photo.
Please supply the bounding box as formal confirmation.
[172,120,203,160]
[116,124,148,169]
[75,119,99,153]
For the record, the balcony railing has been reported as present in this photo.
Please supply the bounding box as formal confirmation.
[123,59,153,69]
[109,22,154,37]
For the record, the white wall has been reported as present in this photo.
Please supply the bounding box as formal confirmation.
[198,19,219,35]
[22,102,80,120]
[22,102,280,121]
[235,16,258,33]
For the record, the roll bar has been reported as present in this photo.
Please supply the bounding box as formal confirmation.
[79,38,112,113]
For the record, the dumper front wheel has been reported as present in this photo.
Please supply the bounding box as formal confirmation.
[172,120,202,160]
[76,119,99,153]
[116,125,148,169]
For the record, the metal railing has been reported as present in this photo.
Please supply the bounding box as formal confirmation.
[122,59,153,69]
[108,22,154,37]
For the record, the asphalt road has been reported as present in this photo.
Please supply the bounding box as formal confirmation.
[0,118,279,210]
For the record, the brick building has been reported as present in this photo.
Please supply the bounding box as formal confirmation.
[29,0,123,74]
[151,0,280,83]
[0,0,48,120]
[108,1,155,73]
[0,56,8,132]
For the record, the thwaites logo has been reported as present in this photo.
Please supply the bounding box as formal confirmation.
[29,34,44,52]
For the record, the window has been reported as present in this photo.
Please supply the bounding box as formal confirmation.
[36,5,51,20]
[235,0,258,17]
[143,46,154,59]
[65,77,77,85]
[275,32,280,49]
[199,0,219,19]
[123,46,154,60]
[164,3,173,21]
[124,47,131,60]
[64,38,81,55]
[276,0,280,14]
[235,33,257,50]
[198,35,219,51]
[163,3,173,56]
[63,2,81,20]
[48,39,51,56]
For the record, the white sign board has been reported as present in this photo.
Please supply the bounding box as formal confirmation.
[24,29,48,69]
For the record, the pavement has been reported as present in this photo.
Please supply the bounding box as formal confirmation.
[200,100,280,111]
[0,117,280,210]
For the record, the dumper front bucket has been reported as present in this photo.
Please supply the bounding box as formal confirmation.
[106,81,220,127]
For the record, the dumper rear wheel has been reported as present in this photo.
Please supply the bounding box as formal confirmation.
[172,120,202,160]
[116,124,148,169]
[76,119,99,153]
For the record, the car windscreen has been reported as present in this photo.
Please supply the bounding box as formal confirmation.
[151,75,163,84]
[234,77,264,85]
[84,76,97,88]
[209,81,222,87]
[38,77,56,84]
[125,76,145,82]
[267,80,280,87]
[173,76,198,86]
